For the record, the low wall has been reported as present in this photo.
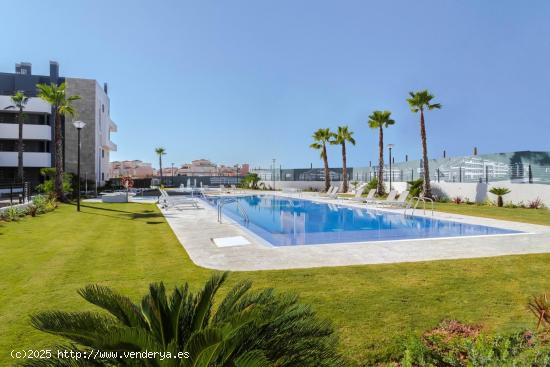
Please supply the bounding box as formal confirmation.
[264,180,550,206]
[432,182,550,206]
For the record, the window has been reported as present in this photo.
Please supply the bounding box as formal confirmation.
[102,173,104,180]
[102,104,104,113]
[102,149,104,158]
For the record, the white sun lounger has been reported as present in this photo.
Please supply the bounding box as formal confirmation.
[159,189,200,209]
[366,190,397,205]
[350,187,375,203]
[380,190,410,208]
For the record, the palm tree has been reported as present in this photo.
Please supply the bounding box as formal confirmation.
[489,187,511,207]
[4,91,29,183]
[330,126,355,193]
[36,82,80,201]
[155,147,166,185]
[407,90,441,198]
[368,111,395,196]
[310,128,333,192]
[25,273,343,367]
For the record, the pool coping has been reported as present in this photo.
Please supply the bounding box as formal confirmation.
[160,190,550,270]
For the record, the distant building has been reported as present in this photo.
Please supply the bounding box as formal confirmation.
[0,61,117,187]
[110,160,153,178]
[174,159,249,177]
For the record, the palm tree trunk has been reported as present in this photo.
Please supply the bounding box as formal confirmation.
[322,144,330,192]
[159,156,163,186]
[419,109,432,198]
[17,108,24,183]
[377,126,384,196]
[341,142,348,193]
[54,109,65,201]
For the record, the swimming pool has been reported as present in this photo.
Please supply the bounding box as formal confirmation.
[207,195,520,246]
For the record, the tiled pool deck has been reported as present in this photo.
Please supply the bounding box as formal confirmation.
[160,191,550,270]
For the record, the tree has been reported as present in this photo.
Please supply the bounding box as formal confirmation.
[241,172,260,189]
[489,187,511,207]
[330,126,355,193]
[4,91,29,183]
[310,128,333,192]
[407,90,441,198]
[24,273,344,367]
[36,82,80,201]
[155,147,166,185]
[368,111,395,196]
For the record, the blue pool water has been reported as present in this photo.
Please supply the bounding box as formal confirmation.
[207,195,520,246]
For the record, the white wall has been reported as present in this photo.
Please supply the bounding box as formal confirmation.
[0,123,51,140]
[264,180,550,206]
[0,96,51,113]
[432,181,550,207]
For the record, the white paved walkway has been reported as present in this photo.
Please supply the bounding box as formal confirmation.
[160,191,550,271]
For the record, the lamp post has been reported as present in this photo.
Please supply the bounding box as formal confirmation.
[72,120,86,211]
[272,158,276,191]
[388,144,394,191]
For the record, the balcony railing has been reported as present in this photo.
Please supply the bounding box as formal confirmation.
[0,152,51,167]
[0,123,51,141]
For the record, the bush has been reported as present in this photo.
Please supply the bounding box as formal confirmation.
[408,178,423,198]
[27,204,38,217]
[364,177,380,194]
[527,198,545,209]
[399,320,550,367]
[452,196,463,204]
[32,194,49,214]
[1,206,26,221]
[35,167,73,198]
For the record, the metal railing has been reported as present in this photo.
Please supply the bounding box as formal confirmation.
[217,197,249,224]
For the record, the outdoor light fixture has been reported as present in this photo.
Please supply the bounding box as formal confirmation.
[73,120,86,212]
[388,144,395,191]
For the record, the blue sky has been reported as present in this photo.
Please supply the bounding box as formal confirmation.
[3,0,550,169]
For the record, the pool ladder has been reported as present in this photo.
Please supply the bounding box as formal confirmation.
[405,197,434,216]
[217,197,249,224]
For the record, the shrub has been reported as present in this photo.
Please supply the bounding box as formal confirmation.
[527,198,544,209]
[32,194,48,214]
[25,273,344,367]
[408,178,423,198]
[489,187,511,207]
[452,196,463,204]
[364,177,380,194]
[35,167,73,198]
[1,206,25,221]
[27,204,38,217]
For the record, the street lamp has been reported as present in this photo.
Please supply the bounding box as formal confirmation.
[72,120,86,212]
[272,158,276,191]
[388,144,394,191]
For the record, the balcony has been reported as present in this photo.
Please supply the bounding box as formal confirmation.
[109,118,117,132]
[0,123,51,140]
[0,96,51,114]
[103,140,117,152]
[0,152,51,167]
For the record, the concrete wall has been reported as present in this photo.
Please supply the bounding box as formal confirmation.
[65,78,97,185]
[432,181,550,206]
[265,180,550,206]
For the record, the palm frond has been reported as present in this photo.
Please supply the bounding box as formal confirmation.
[235,350,272,367]
[191,272,228,332]
[30,311,118,346]
[78,284,148,329]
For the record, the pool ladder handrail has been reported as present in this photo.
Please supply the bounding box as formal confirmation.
[405,196,434,216]
[217,197,250,224]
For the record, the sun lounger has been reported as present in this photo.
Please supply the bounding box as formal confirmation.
[319,185,335,197]
[328,186,340,199]
[366,190,397,205]
[349,188,375,203]
[380,190,410,208]
[159,189,200,209]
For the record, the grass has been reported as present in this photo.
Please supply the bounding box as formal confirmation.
[1,202,550,365]
[432,202,550,226]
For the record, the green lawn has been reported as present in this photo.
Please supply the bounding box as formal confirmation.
[2,203,550,365]
[432,202,550,226]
